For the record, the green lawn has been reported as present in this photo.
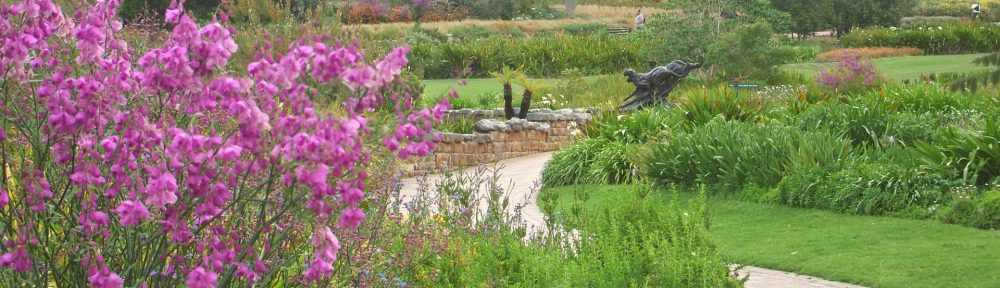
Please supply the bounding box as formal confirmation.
[783,53,991,81]
[542,185,1000,288]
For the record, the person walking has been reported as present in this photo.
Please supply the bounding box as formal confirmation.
[635,9,645,30]
[973,2,981,20]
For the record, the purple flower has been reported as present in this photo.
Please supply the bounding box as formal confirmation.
[145,168,178,210]
[186,266,218,288]
[165,0,184,24]
[0,246,32,273]
[114,200,150,226]
[87,265,124,288]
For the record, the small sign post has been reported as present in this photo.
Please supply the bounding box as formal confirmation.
[728,76,763,97]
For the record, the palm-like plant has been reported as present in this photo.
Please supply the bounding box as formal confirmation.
[950,53,1000,93]
[515,75,542,119]
[489,66,524,119]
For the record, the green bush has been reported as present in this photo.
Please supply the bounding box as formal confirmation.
[916,117,1000,185]
[910,0,1000,22]
[705,22,796,82]
[585,106,676,144]
[441,186,742,287]
[422,34,644,78]
[681,85,767,126]
[936,189,1000,229]
[841,24,1000,54]
[793,92,940,147]
[778,150,950,215]
[541,138,605,186]
[647,119,849,193]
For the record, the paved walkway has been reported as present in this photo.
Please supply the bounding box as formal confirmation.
[399,152,866,288]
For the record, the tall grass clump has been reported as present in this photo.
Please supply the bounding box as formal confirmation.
[680,85,768,126]
[647,119,850,194]
[544,107,676,187]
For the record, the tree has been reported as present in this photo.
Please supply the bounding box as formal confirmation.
[832,0,914,36]
[772,0,836,39]
[705,22,794,81]
[490,66,525,119]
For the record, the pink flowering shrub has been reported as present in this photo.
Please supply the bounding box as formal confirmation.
[816,52,883,94]
[0,0,448,286]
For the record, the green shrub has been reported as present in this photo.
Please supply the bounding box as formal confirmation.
[585,106,676,144]
[420,34,644,79]
[544,22,608,36]
[841,24,1000,54]
[705,22,796,82]
[793,93,940,147]
[936,189,1000,229]
[586,142,642,185]
[529,186,743,287]
[435,118,476,134]
[777,147,950,215]
[541,138,605,186]
[647,119,848,193]
[916,117,1000,185]
[910,0,1000,22]
[681,85,767,126]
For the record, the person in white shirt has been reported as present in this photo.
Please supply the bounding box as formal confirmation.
[973,2,981,19]
[636,9,645,30]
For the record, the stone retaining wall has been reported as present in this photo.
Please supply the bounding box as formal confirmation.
[404,108,592,175]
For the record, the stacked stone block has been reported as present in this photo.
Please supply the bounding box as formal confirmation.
[404,108,592,175]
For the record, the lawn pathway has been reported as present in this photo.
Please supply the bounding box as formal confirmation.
[399,152,865,288]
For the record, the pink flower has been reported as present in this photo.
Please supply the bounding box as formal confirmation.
[145,168,178,210]
[338,207,365,228]
[165,0,185,24]
[0,247,32,272]
[87,265,124,288]
[0,188,7,209]
[186,266,218,288]
[303,226,339,282]
[114,200,150,226]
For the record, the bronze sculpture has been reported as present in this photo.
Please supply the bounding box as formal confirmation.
[619,60,701,110]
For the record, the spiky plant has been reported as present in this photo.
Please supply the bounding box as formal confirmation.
[515,75,542,119]
[489,66,523,119]
[950,53,1000,93]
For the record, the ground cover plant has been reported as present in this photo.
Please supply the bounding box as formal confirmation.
[0,0,452,286]
[541,184,1000,288]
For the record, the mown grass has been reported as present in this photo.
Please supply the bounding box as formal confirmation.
[784,53,991,81]
[542,184,1000,288]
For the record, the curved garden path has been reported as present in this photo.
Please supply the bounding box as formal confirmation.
[399,152,865,288]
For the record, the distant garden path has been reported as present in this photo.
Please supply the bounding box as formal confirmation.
[399,152,866,288]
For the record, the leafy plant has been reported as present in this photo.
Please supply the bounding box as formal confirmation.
[950,53,1000,93]
[647,119,835,193]
[916,117,1000,186]
[490,66,525,119]
[680,85,767,126]
[705,22,795,82]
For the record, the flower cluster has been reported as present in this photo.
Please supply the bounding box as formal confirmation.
[816,52,881,93]
[0,0,447,286]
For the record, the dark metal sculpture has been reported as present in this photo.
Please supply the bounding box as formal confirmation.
[619,60,701,110]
